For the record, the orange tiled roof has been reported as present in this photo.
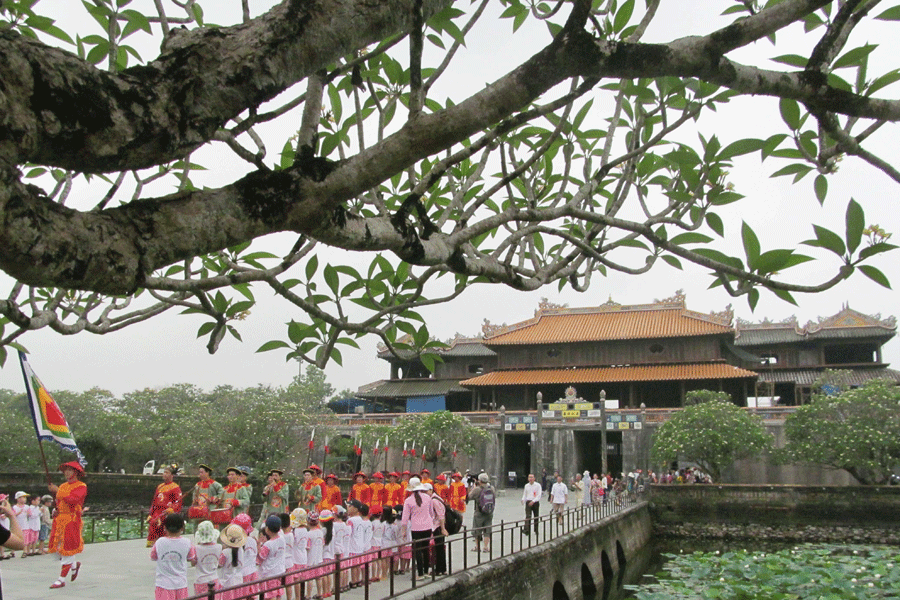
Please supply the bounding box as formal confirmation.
[460,363,757,387]
[483,300,733,345]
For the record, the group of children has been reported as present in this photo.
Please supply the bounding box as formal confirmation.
[0,491,53,559]
[152,499,415,600]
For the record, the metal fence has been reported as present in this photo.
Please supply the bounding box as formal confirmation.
[185,492,644,600]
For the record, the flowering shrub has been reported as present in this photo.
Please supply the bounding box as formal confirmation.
[651,391,772,482]
[782,378,900,485]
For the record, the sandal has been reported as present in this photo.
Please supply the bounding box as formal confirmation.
[50,580,65,589]
[70,561,81,581]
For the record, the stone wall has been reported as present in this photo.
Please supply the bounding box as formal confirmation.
[649,484,900,542]
[395,503,652,600]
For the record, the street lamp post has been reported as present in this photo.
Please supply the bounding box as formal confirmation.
[600,390,607,476]
[535,392,543,479]
[499,405,506,490]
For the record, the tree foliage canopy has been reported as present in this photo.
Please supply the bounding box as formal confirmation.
[782,378,900,485]
[1,0,898,368]
[0,366,337,473]
[651,390,772,482]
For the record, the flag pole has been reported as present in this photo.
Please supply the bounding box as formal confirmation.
[36,437,53,487]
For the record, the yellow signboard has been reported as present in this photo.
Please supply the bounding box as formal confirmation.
[573,403,593,410]
[515,423,526,431]
[546,403,568,411]
[562,410,581,418]
[617,422,630,430]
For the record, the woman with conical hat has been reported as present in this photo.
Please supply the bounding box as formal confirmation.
[48,461,86,589]
[147,464,183,546]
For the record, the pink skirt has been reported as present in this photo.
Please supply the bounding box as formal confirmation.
[399,542,412,560]
[287,564,305,584]
[24,529,38,545]
[242,572,259,596]
[155,587,189,600]
[262,577,285,599]
[194,582,221,596]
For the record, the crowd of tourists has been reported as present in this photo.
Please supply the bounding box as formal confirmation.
[145,462,494,599]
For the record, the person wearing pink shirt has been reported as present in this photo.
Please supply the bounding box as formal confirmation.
[399,478,435,580]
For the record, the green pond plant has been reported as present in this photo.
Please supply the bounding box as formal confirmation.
[631,544,900,599]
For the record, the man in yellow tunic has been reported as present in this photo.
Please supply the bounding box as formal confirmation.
[448,472,467,513]
[48,461,87,589]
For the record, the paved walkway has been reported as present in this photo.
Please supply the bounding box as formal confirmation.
[0,489,604,600]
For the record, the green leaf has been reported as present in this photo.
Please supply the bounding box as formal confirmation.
[858,242,898,261]
[832,44,877,70]
[305,255,319,281]
[717,138,765,160]
[876,5,900,20]
[814,174,828,204]
[779,98,800,130]
[323,264,339,296]
[705,213,725,237]
[802,225,846,256]
[771,288,798,305]
[770,54,808,68]
[669,233,714,245]
[613,0,634,33]
[748,288,760,311]
[196,321,216,338]
[741,222,761,268]
[844,199,864,255]
[661,255,683,270]
[754,249,793,274]
[858,265,891,288]
[256,340,291,353]
[867,69,900,95]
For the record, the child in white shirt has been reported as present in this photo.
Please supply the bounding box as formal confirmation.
[290,509,309,600]
[257,514,286,598]
[192,520,221,596]
[150,513,197,600]
[370,505,385,581]
[218,523,247,600]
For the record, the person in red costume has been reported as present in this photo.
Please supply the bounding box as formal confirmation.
[48,461,87,590]
[448,472,467,513]
[146,464,183,546]
[383,472,402,508]
[368,472,386,511]
[349,471,372,506]
[418,468,433,486]
[319,474,343,512]
[433,474,450,502]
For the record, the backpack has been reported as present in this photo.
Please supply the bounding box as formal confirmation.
[477,485,495,514]
[442,500,463,535]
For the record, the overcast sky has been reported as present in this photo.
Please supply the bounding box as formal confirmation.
[0,1,897,398]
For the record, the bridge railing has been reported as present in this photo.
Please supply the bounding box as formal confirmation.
[185,492,644,600]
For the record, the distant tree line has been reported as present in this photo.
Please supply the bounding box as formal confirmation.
[0,365,349,474]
